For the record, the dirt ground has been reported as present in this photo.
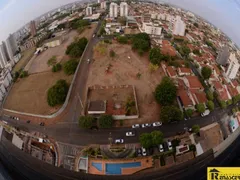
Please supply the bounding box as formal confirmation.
[87,41,164,125]
[4,24,97,115]
[124,28,140,34]
[13,47,35,72]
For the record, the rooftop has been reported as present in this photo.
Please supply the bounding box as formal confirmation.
[88,100,106,113]
[166,66,177,77]
[178,90,194,107]
[185,76,203,90]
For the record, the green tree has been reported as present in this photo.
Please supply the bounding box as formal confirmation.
[206,90,214,101]
[117,36,128,44]
[99,115,113,128]
[19,71,28,78]
[155,77,177,106]
[64,59,78,75]
[66,37,88,58]
[149,48,162,65]
[233,94,240,104]
[47,80,69,107]
[151,131,164,146]
[193,49,201,56]
[219,100,227,109]
[109,50,116,58]
[52,63,62,72]
[185,109,194,117]
[160,106,183,123]
[207,100,214,111]
[192,124,200,134]
[139,133,153,149]
[118,17,127,26]
[132,33,151,54]
[201,66,212,80]
[79,116,94,129]
[196,103,206,113]
[47,56,57,66]
[125,97,136,115]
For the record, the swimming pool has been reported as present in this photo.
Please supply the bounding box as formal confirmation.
[105,162,141,175]
[92,162,102,171]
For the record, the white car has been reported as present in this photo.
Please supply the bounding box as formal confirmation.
[87,59,90,64]
[141,123,151,128]
[141,147,147,156]
[132,124,140,128]
[126,131,135,137]
[115,139,124,144]
[167,140,172,150]
[153,122,162,127]
[92,33,95,38]
[159,144,164,152]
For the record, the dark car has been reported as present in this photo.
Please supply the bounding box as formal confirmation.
[40,122,45,126]
[136,148,142,156]
[26,120,31,124]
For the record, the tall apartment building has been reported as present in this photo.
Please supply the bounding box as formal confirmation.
[216,46,230,66]
[101,1,107,9]
[86,6,93,16]
[173,16,186,36]
[226,53,240,79]
[0,42,10,68]
[120,2,128,17]
[5,34,18,65]
[30,20,37,37]
[109,2,118,18]
[142,23,162,36]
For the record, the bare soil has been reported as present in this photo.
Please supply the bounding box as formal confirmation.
[87,42,164,125]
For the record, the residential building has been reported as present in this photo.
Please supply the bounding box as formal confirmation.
[183,76,203,91]
[141,14,151,23]
[216,46,230,66]
[142,23,162,36]
[0,42,10,68]
[177,67,192,76]
[101,1,107,9]
[86,6,93,16]
[120,2,128,17]
[173,16,186,36]
[226,53,239,79]
[109,2,118,18]
[161,40,177,57]
[30,21,37,37]
[5,34,18,65]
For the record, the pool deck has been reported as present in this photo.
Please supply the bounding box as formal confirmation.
[88,157,153,175]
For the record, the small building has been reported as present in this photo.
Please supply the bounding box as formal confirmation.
[88,100,106,115]
[12,133,24,150]
[176,145,189,155]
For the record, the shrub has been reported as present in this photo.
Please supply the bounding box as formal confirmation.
[64,59,78,75]
[206,90,214,101]
[185,109,194,117]
[79,116,94,129]
[52,63,62,72]
[192,124,200,133]
[196,103,205,113]
[117,36,128,44]
[47,56,57,66]
[47,79,69,107]
[66,37,88,58]
[99,115,113,128]
[206,100,214,111]
[109,50,116,58]
[19,71,28,78]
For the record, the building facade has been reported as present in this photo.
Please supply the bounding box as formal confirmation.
[30,21,37,37]
[0,42,10,68]
[142,23,162,36]
[5,34,18,65]
[173,16,186,36]
[216,46,230,66]
[226,53,240,79]
[120,2,128,17]
[101,1,107,9]
[109,3,118,18]
[86,6,93,16]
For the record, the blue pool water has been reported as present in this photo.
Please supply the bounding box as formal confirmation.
[92,162,102,171]
[105,162,141,175]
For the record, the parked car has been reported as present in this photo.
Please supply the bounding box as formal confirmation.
[87,59,90,64]
[142,147,147,156]
[2,121,8,124]
[39,122,45,126]
[115,139,124,144]
[141,123,151,128]
[92,33,96,38]
[136,148,142,156]
[201,109,210,117]
[152,122,162,127]
[132,124,140,128]
[26,120,31,124]
[126,131,135,137]
[167,140,172,150]
[159,144,164,152]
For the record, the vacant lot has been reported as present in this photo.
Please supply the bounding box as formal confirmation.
[87,42,164,123]
[4,24,97,115]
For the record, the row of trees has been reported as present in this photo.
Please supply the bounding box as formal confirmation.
[66,37,88,58]
[140,131,164,149]
[131,33,151,55]
[79,115,114,129]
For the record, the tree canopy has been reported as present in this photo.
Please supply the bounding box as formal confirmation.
[149,48,162,65]
[196,103,206,113]
[151,131,164,146]
[79,116,94,129]
[139,133,153,149]
[132,33,151,54]
[160,106,183,123]
[207,100,214,111]
[201,66,212,80]
[192,124,200,134]
[64,59,78,75]
[66,37,88,58]
[185,109,194,117]
[117,36,128,44]
[155,77,177,106]
[47,79,69,107]
[52,63,62,72]
[99,115,113,128]
[206,90,214,101]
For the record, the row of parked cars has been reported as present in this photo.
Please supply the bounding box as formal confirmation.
[132,122,162,128]
[10,116,19,121]
[159,140,172,152]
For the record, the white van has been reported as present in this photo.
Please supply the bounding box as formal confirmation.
[201,109,210,117]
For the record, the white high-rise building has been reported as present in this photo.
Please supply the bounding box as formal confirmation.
[226,53,240,79]
[5,34,18,65]
[0,42,10,68]
[101,1,107,9]
[120,2,128,17]
[142,23,162,36]
[173,16,186,36]
[109,2,118,18]
[86,6,92,16]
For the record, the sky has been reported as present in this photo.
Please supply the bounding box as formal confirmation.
[1,0,240,46]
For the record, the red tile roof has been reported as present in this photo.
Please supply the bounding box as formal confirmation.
[178,67,192,74]
[185,76,203,90]
[193,92,208,104]
[218,88,229,101]
[178,90,194,107]
[232,80,239,87]
[166,66,177,77]
[227,85,238,97]
[212,64,221,75]
[212,81,223,90]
